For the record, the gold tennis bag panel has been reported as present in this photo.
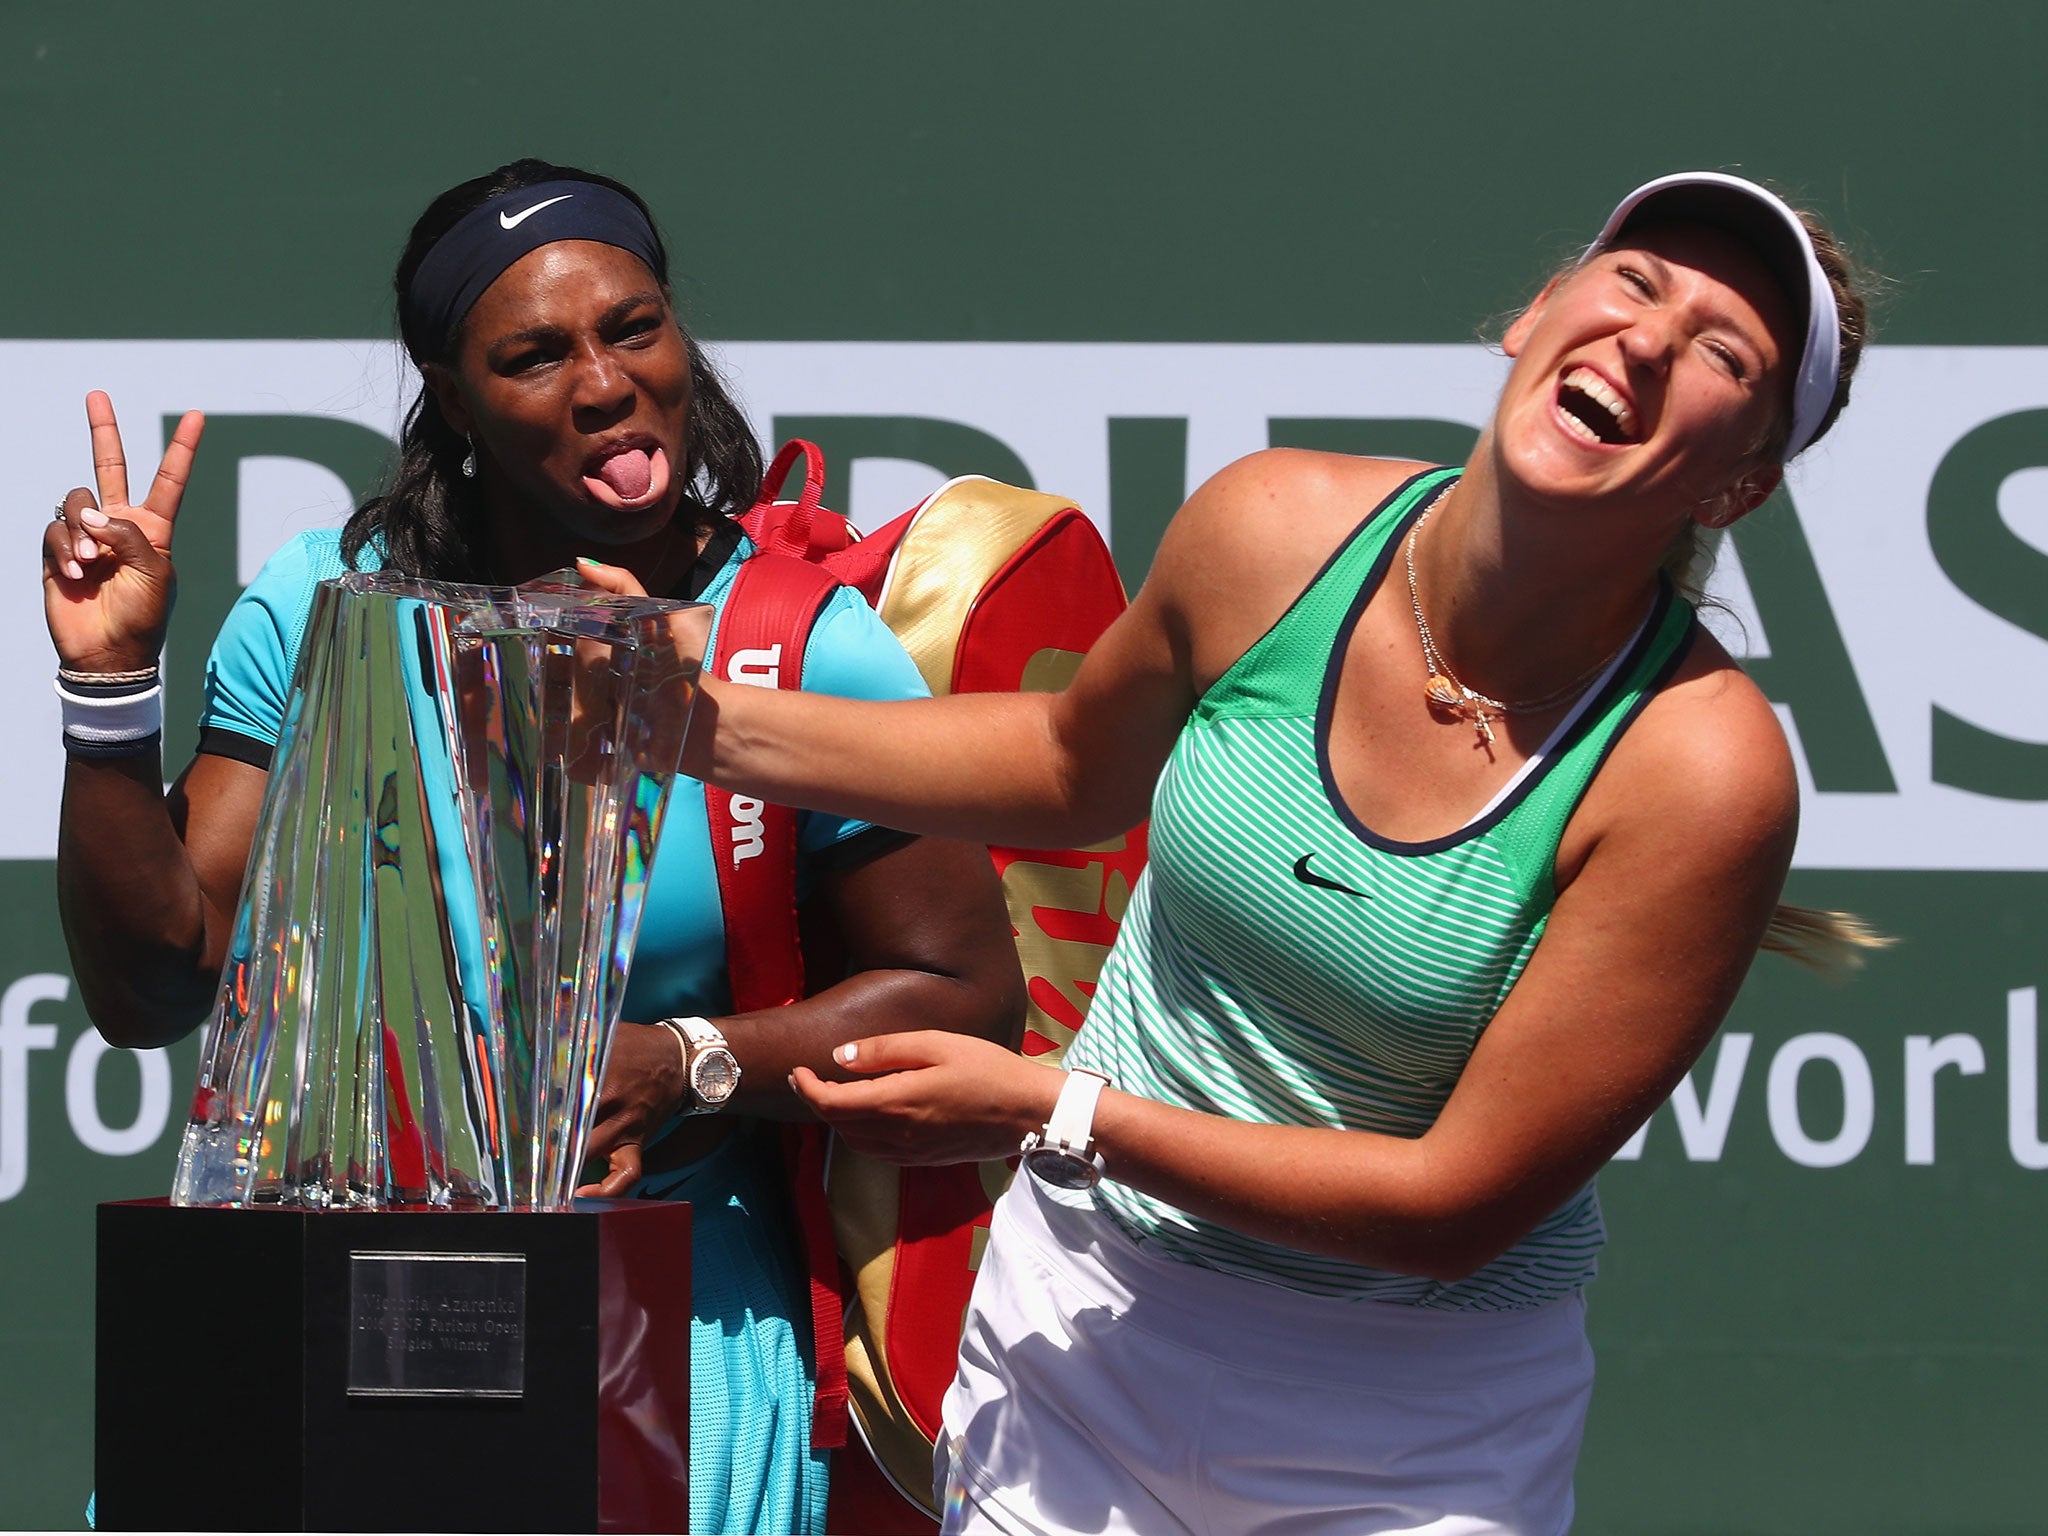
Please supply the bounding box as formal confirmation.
[830,476,1148,1514]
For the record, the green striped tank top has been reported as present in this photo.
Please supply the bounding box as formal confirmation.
[1062,466,1697,1310]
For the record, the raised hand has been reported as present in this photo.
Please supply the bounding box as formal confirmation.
[42,392,205,674]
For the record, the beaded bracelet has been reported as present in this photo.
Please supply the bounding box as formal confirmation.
[58,664,160,687]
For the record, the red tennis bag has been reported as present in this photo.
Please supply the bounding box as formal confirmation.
[704,442,1147,1527]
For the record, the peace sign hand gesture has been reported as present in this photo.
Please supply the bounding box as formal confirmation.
[43,392,206,675]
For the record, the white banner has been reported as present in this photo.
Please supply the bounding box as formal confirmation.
[8,341,2048,868]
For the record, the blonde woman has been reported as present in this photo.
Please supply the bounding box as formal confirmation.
[589,172,1872,1535]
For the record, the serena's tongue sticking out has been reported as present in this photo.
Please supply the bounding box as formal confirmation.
[583,445,668,508]
[598,448,653,500]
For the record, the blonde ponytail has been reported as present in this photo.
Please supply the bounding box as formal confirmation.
[1761,902,1896,976]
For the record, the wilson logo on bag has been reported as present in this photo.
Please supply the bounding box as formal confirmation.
[701,440,1146,1527]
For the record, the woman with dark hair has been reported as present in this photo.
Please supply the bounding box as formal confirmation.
[589,172,1884,1533]
[44,158,1025,1535]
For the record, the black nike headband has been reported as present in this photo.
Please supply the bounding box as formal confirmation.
[403,179,665,353]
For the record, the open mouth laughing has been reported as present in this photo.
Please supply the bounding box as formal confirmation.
[1555,366,1639,447]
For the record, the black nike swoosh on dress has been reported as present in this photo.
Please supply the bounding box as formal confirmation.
[1291,854,1371,899]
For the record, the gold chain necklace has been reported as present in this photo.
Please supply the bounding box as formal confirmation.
[1403,491,1635,747]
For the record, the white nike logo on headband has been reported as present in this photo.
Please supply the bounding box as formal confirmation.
[499,194,573,230]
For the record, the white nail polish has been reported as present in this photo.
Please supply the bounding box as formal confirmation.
[838,1043,859,1065]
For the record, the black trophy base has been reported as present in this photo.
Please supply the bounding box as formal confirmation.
[96,1198,691,1533]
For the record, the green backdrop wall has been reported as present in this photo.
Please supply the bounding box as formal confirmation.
[4,5,2046,1531]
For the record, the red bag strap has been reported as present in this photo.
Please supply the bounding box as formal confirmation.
[704,552,836,1011]
[742,438,862,562]
[703,546,852,1449]
[764,437,829,520]
[784,1122,847,1448]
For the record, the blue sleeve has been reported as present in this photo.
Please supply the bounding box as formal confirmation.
[198,532,350,748]
[795,588,932,857]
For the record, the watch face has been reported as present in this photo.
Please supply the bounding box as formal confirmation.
[1025,1147,1101,1191]
[692,1049,740,1107]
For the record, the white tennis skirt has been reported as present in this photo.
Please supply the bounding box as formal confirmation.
[937,1172,1595,1536]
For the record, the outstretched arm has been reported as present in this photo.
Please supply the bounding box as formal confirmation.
[663,449,1417,851]
[582,458,1315,851]
[682,581,1187,849]
[45,395,256,1048]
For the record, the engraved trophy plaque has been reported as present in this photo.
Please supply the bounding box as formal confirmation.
[346,1251,527,1399]
[168,571,707,1213]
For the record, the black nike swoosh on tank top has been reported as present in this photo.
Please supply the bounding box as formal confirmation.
[1291,854,1371,899]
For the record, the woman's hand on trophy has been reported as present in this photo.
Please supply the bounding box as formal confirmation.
[531,558,711,784]
[43,392,205,674]
[576,1019,689,1197]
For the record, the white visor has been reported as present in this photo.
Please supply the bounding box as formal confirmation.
[1581,171,1841,459]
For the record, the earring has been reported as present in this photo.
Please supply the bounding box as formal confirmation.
[461,437,477,479]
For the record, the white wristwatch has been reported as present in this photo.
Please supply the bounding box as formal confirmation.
[659,1016,741,1114]
[1020,1068,1111,1190]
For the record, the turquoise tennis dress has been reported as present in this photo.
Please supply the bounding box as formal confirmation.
[197,518,929,1536]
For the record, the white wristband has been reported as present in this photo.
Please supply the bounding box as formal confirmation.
[55,680,165,744]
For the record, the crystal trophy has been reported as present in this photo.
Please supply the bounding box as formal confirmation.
[170,570,708,1211]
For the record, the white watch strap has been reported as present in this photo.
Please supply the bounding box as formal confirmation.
[1043,1068,1110,1152]
[670,1016,728,1052]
